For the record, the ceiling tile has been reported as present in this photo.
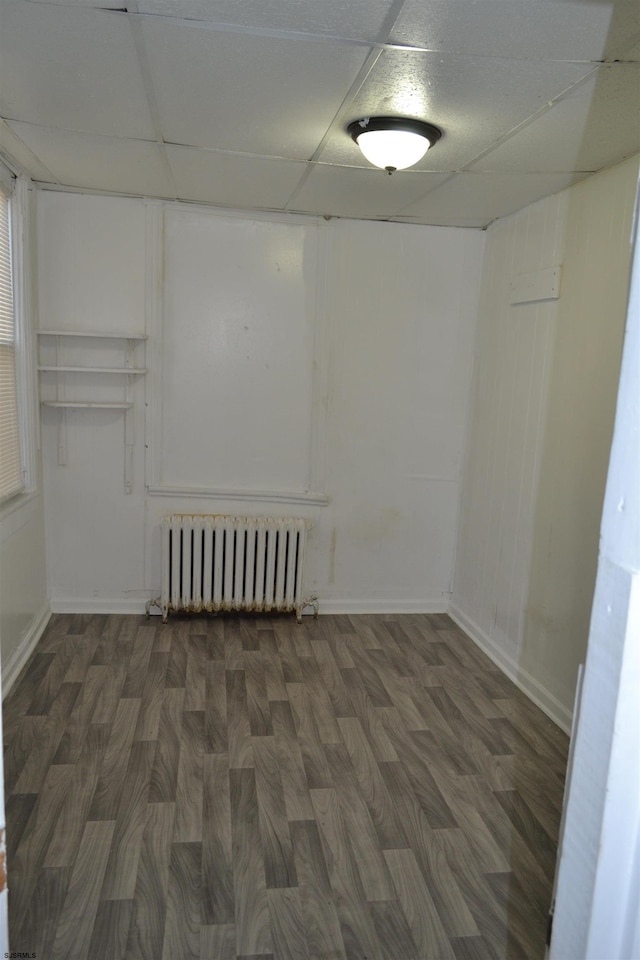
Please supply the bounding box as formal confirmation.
[136,0,395,40]
[391,0,617,62]
[142,19,370,157]
[0,2,156,140]
[6,121,176,197]
[0,118,58,182]
[471,65,640,173]
[601,1,640,61]
[287,164,450,219]
[399,171,590,226]
[21,0,126,5]
[320,49,596,171]
[165,144,307,209]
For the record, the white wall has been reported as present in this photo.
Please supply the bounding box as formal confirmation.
[0,491,48,692]
[37,191,485,615]
[0,179,49,697]
[451,156,640,730]
[551,169,640,960]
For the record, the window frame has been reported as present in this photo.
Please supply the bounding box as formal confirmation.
[0,163,38,512]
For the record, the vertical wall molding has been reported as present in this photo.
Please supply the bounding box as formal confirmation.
[143,198,164,494]
[307,219,332,500]
[13,177,39,490]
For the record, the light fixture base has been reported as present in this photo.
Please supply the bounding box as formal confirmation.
[347,117,442,172]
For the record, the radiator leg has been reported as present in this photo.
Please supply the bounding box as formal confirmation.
[299,597,320,622]
[145,597,162,620]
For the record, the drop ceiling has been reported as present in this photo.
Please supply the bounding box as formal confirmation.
[0,0,638,227]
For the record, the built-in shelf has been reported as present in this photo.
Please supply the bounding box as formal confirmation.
[42,401,134,409]
[38,366,147,374]
[38,330,147,340]
[37,329,147,494]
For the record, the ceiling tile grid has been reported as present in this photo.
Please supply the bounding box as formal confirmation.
[0,0,638,226]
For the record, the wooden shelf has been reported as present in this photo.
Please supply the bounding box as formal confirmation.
[38,330,147,340]
[39,365,147,374]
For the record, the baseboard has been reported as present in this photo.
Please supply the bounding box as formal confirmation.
[49,598,149,615]
[2,601,51,698]
[49,596,449,617]
[318,599,449,615]
[448,603,573,735]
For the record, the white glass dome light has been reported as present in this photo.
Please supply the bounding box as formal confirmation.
[347,117,442,174]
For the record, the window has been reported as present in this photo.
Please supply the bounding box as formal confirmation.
[0,182,23,502]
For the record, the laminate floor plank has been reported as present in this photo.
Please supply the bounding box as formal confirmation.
[5,612,568,959]
[245,651,274,737]
[205,659,228,754]
[184,641,207,711]
[379,717,458,830]
[253,736,298,889]
[267,887,309,960]
[26,639,80,717]
[133,651,169,742]
[100,739,157,900]
[369,898,420,960]
[121,628,155,700]
[4,715,47,795]
[384,847,456,960]
[16,683,82,790]
[174,709,205,843]
[227,668,254,770]
[286,683,334,789]
[324,742,396,903]
[343,636,394,708]
[89,898,133,960]
[202,753,235,925]
[273,623,304,683]
[148,687,184,804]
[43,722,110,868]
[270,700,315,822]
[310,787,385,960]
[92,658,128,725]
[378,760,479,939]
[344,669,406,755]
[230,767,273,957]
[22,866,72,960]
[260,632,288,702]
[336,716,407,850]
[5,792,37,861]
[89,698,141,821]
[165,628,189,688]
[200,923,236,959]
[290,818,347,960]
[125,801,175,960]
[161,841,202,960]
[300,658,343,744]
[51,819,115,960]
[6,652,56,722]
[9,763,76,923]
[309,638,355,719]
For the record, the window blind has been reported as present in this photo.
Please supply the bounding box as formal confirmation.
[0,185,22,501]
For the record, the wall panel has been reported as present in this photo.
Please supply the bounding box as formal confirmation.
[452,157,639,728]
[38,192,485,614]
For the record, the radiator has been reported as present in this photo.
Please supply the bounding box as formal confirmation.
[146,515,318,623]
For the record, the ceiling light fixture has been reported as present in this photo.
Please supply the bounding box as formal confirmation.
[347,116,442,175]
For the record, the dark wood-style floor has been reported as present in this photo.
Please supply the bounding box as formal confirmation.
[3,612,569,960]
